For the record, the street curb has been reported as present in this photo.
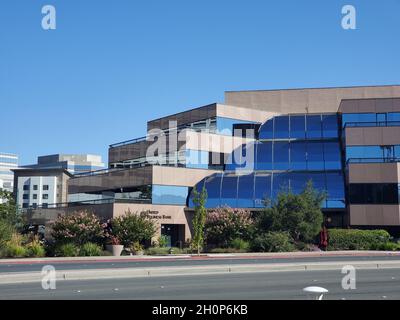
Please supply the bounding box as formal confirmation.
[1,260,400,285]
[1,251,400,265]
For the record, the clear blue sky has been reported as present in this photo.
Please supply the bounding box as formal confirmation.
[1,0,399,165]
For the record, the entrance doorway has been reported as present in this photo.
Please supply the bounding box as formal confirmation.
[161,224,185,248]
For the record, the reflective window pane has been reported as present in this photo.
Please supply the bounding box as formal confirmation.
[272,173,290,201]
[256,142,273,170]
[290,141,307,170]
[274,116,289,139]
[324,142,342,170]
[186,149,208,169]
[273,142,290,170]
[290,115,306,139]
[322,115,339,138]
[388,113,400,122]
[306,115,322,139]
[152,185,188,205]
[307,142,325,170]
[254,173,271,208]
[326,172,345,203]
[259,118,274,139]
[290,173,308,194]
[204,174,222,208]
[237,174,255,208]
[220,174,238,207]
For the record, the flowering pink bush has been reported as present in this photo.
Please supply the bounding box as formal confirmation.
[205,207,254,247]
[51,211,105,245]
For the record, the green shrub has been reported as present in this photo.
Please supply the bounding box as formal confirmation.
[256,182,324,243]
[51,211,104,246]
[379,242,400,251]
[252,231,296,253]
[209,247,248,254]
[55,243,79,257]
[79,242,103,256]
[26,240,46,258]
[111,210,156,247]
[230,238,250,252]
[157,235,169,248]
[328,229,391,251]
[3,244,27,258]
[145,247,182,255]
[0,220,15,247]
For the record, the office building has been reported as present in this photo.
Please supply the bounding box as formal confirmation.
[22,154,105,175]
[13,168,72,210]
[0,152,19,192]
[26,85,400,243]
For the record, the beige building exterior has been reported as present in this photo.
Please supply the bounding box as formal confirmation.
[25,85,400,243]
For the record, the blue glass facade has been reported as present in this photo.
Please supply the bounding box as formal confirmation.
[189,114,345,210]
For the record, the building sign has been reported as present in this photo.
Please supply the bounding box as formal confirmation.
[140,210,172,220]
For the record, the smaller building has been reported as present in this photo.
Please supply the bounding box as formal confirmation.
[13,168,72,209]
[22,154,105,175]
[0,152,19,192]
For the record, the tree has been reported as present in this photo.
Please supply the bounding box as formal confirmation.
[0,190,22,229]
[256,181,325,243]
[205,207,254,248]
[191,186,208,255]
[51,211,105,245]
[111,210,156,247]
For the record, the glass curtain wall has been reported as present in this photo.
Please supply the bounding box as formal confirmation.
[189,114,345,209]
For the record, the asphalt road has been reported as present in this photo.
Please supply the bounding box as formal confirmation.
[0,269,399,300]
[1,255,400,273]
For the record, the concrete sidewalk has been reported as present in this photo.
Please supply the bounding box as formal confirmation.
[1,258,400,285]
[0,250,399,265]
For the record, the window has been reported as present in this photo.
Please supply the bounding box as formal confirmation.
[43,185,49,191]
[237,174,255,207]
[342,113,376,127]
[22,203,29,209]
[326,172,345,208]
[290,141,307,170]
[273,142,290,170]
[290,115,306,139]
[349,184,399,204]
[23,185,29,191]
[42,203,48,209]
[255,142,273,170]
[33,194,38,200]
[290,173,309,194]
[259,119,274,139]
[152,185,188,205]
[204,174,223,208]
[33,185,38,191]
[186,150,208,169]
[220,174,238,207]
[322,115,339,138]
[323,142,342,170]
[272,173,290,201]
[346,145,399,161]
[274,116,290,139]
[254,173,271,207]
[306,115,322,139]
[217,117,255,136]
[388,113,400,122]
[42,194,49,200]
[23,194,29,200]
[307,142,324,170]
